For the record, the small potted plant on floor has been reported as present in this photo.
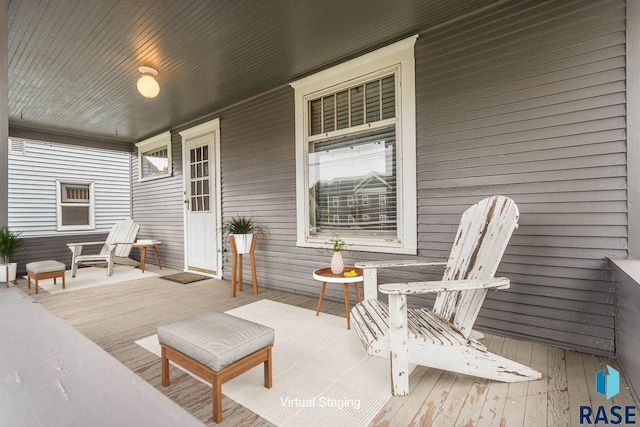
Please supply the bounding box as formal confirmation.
[0,226,24,284]
[221,216,267,254]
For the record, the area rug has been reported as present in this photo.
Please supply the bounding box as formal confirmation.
[136,299,415,426]
[28,266,159,294]
[159,272,209,284]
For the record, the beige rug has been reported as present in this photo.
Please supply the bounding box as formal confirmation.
[29,266,159,294]
[136,299,415,426]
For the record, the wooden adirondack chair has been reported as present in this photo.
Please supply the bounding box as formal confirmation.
[67,219,140,277]
[350,196,541,396]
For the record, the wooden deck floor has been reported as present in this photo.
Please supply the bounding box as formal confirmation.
[16,268,637,426]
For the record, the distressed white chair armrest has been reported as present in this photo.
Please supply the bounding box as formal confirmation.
[355,260,447,269]
[67,241,107,248]
[379,277,510,295]
[356,260,447,300]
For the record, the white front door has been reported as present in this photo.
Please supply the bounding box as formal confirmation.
[180,119,221,276]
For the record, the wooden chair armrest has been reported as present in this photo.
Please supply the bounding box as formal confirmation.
[379,277,510,295]
[355,260,447,269]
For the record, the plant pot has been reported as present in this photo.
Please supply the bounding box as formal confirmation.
[331,251,344,274]
[0,263,17,283]
[232,234,254,254]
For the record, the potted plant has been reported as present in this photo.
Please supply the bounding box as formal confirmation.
[0,226,24,284]
[324,234,349,274]
[221,215,267,254]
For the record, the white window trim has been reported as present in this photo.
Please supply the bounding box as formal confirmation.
[136,131,172,182]
[56,179,95,231]
[290,34,418,254]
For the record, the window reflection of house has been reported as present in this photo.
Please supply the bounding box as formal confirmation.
[313,171,396,233]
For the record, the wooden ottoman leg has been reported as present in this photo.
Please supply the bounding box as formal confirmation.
[27,272,32,290]
[35,277,39,295]
[212,374,223,423]
[61,272,66,290]
[264,346,273,388]
[161,345,170,387]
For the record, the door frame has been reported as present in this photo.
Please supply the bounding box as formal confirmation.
[179,118,222,278]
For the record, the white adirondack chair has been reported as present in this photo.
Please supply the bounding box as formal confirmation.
[67,219,140,277]
[350,196,542,396]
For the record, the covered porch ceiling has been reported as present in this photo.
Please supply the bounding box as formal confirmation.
[8,0,497,144]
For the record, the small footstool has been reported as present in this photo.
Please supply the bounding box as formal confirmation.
[26,260,66,294]
[158,310,274,423]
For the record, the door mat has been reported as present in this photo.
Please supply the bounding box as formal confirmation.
[160,272,209,284]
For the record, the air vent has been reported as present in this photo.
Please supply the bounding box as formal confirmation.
[9,139,25,155]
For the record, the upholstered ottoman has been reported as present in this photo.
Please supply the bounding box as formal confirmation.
[26,260,66,294]
[158,310,274,423]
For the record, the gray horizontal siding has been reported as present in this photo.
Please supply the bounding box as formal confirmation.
[412,0,625,356]
[131,132,185,270]
[218,86,303,291]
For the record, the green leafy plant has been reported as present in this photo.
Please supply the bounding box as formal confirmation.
[324,234,349,253]
[221,215,267,235]
[0,226,24,265]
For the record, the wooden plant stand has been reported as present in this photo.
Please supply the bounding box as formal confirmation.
[229,234,258,297]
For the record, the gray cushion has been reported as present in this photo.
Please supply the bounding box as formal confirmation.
[158,310,274,371]
[26,260,66,274]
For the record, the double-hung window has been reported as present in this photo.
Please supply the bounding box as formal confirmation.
[291,35,417,254]
[56,180,95,230]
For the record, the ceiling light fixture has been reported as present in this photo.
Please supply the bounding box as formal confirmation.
[137,66,160,98]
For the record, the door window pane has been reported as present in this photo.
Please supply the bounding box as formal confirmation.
[189,145,212,212]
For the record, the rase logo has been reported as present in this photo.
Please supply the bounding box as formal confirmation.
[596,365,620,399]
[579,365,636,425]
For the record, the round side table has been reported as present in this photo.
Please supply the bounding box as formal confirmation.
[312,266,364,329]
[132,241,163,273]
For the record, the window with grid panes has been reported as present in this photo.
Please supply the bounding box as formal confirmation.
[309,75,396,237]
[56,180,95,230]
[291,35,418,254]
